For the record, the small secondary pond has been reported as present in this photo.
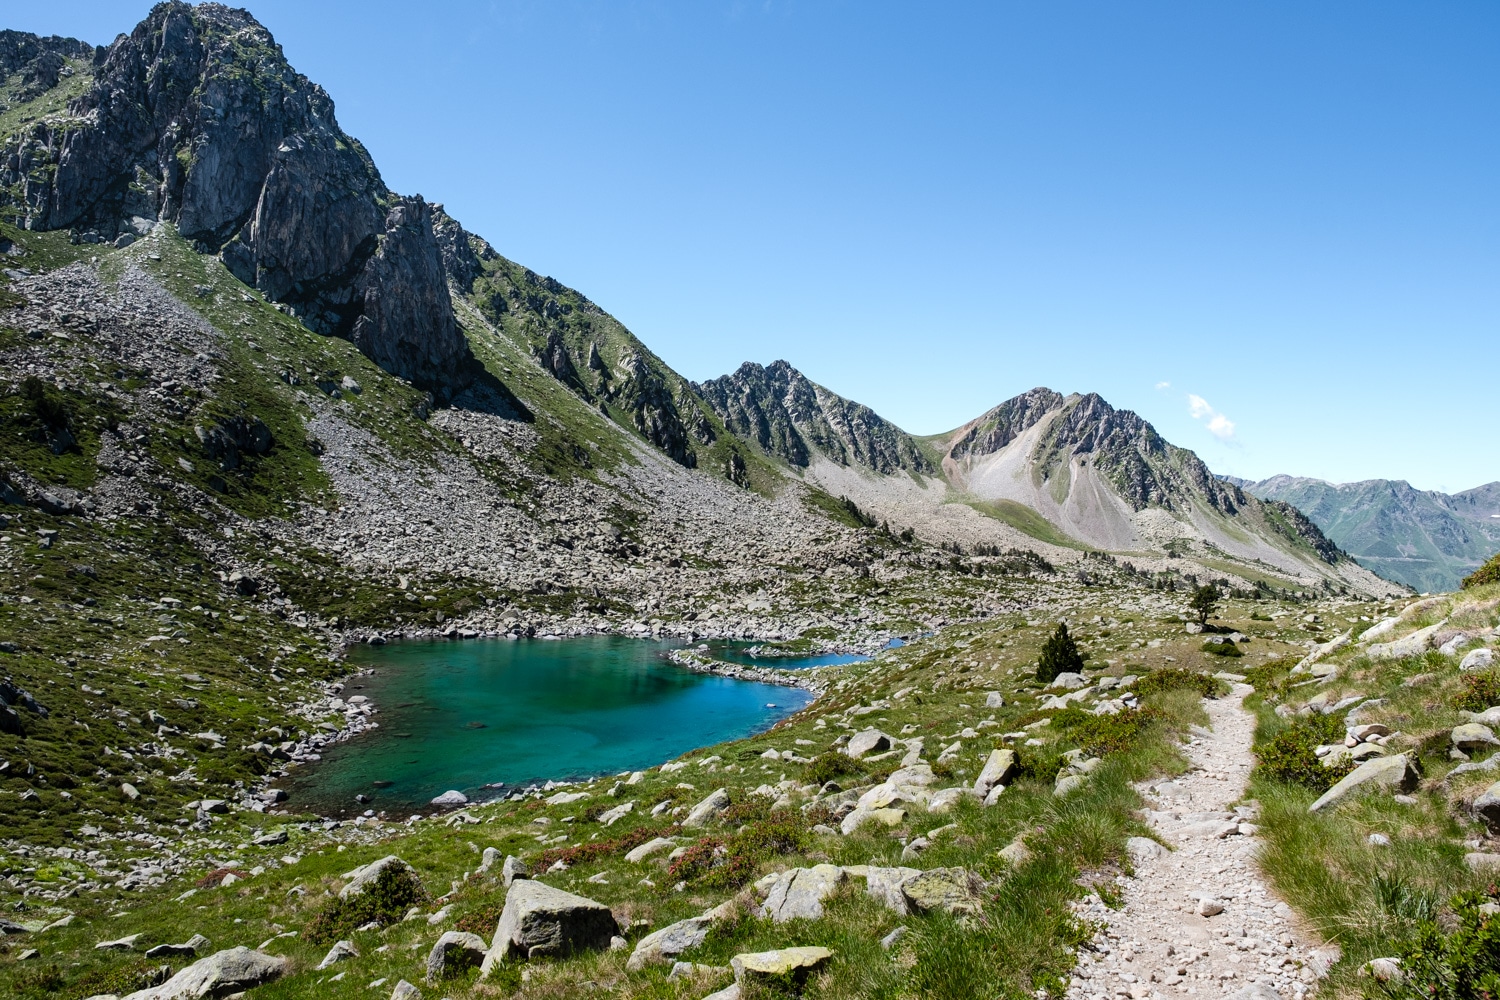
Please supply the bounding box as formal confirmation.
[290,636,815,814]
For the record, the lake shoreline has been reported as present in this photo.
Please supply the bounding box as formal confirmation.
[281,634,829,817]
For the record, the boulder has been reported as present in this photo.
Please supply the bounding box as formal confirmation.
[900,867,985,916]
[763,865,847,922]
[425,930,486,983]
[683,788,731,828]
[840,806,906,835]
[120,947,286,1000]
[1367,622,1446,662]
[997,838,1031,867]
[1049,672,1087,689]
[1054,774,1087,797]
[1473,781,1500,833]
[973,749,1017,798]
[845,729,893,758]
[730,947,833,988]
[926,787,975,814]
[480,879,618,969]
[478,847,501,873]
[392,981,421,1000]
[1465,852,1500,872]
[144,934,210,959]
[430,790,468,807]
[1126,837,1167,863]
[501,855,528,887]
[316,939,358,970]
[985,691,1005,708]
[341,856,416,899]
[1453,724,1500,752]
[626,837,678,863]
[626,914,715,970]
[1463,648,1497,672]
[597,800,635,826]
[1309,755,1420,813]
[864,866,922,915]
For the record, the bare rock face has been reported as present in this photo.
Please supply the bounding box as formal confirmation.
[0,3,473,398]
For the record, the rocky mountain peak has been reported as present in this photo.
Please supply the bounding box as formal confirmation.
[695,360,934,475]
[1,2,474,398]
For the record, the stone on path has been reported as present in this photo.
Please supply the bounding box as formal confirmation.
[1308,755,1420,813]
[425,930,487,982]
[1125,837,1166,863]
[120,946,286,1000]
[481,879,619,970]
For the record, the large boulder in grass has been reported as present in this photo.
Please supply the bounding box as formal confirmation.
[626,913,716,970]
[121,947,285,999]
[900,867,985,916]
[844,729,893,758]
[1309,755,1420,813]
[731,947,833,988]
[480,880,618,971]
[682,788,731,828]
[1473,781,1500,833]
[762,865,847,923]
[973,749,1017,798]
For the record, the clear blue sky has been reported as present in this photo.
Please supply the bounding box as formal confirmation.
[17,2,1499,492]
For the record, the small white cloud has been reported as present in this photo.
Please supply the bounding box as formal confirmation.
[1155,381,1171,390]
[1186,394,1236,440]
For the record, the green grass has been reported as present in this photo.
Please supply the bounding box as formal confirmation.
[965,498,1087,550]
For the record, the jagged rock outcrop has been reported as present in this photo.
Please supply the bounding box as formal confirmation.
[694,360,934,475]
[947,387,1063,461]
[0,30,97,103]
[0,3,473,398]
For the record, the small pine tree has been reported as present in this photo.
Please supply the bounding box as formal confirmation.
[1036,622,1085,682]
[1188,584,1221,626]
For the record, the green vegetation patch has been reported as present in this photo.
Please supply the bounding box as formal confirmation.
[967,498,1086,550]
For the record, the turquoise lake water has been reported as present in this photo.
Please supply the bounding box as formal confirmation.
[290,636,815,814]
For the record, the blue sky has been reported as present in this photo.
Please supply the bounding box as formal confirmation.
[18,2,1499,492]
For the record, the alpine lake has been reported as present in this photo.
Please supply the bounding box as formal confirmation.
[287,636,859,815]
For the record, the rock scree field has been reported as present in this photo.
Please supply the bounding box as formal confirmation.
[0,4,1496,1000]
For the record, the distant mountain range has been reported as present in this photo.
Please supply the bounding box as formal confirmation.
[1233,476,1500,593]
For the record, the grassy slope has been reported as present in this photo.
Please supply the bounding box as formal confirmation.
[1246,584,1500,994]
[0,589,1375,1000]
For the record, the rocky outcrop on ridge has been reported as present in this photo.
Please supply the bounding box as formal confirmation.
[694,360,934,475]
[1,3,473,398]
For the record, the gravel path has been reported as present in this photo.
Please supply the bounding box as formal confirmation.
[1066,684,1338,999]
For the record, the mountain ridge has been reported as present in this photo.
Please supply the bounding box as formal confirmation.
[1242,474,1500,592]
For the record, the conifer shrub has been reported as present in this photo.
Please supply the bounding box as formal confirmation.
[1036,623,1085,682]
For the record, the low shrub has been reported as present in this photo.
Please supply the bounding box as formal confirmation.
[804,751,860,786]
[667,814,808,891]
[534,825,669,871]
[1382,890,1500,999]
[1135,668,1224,699]
[305,862,430,945]
[1459,672,1500,713]
[1050,706,1167,757]
[1202,640,1243,658]
[1463,552,1500,590]
[1253,715,1354,791]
